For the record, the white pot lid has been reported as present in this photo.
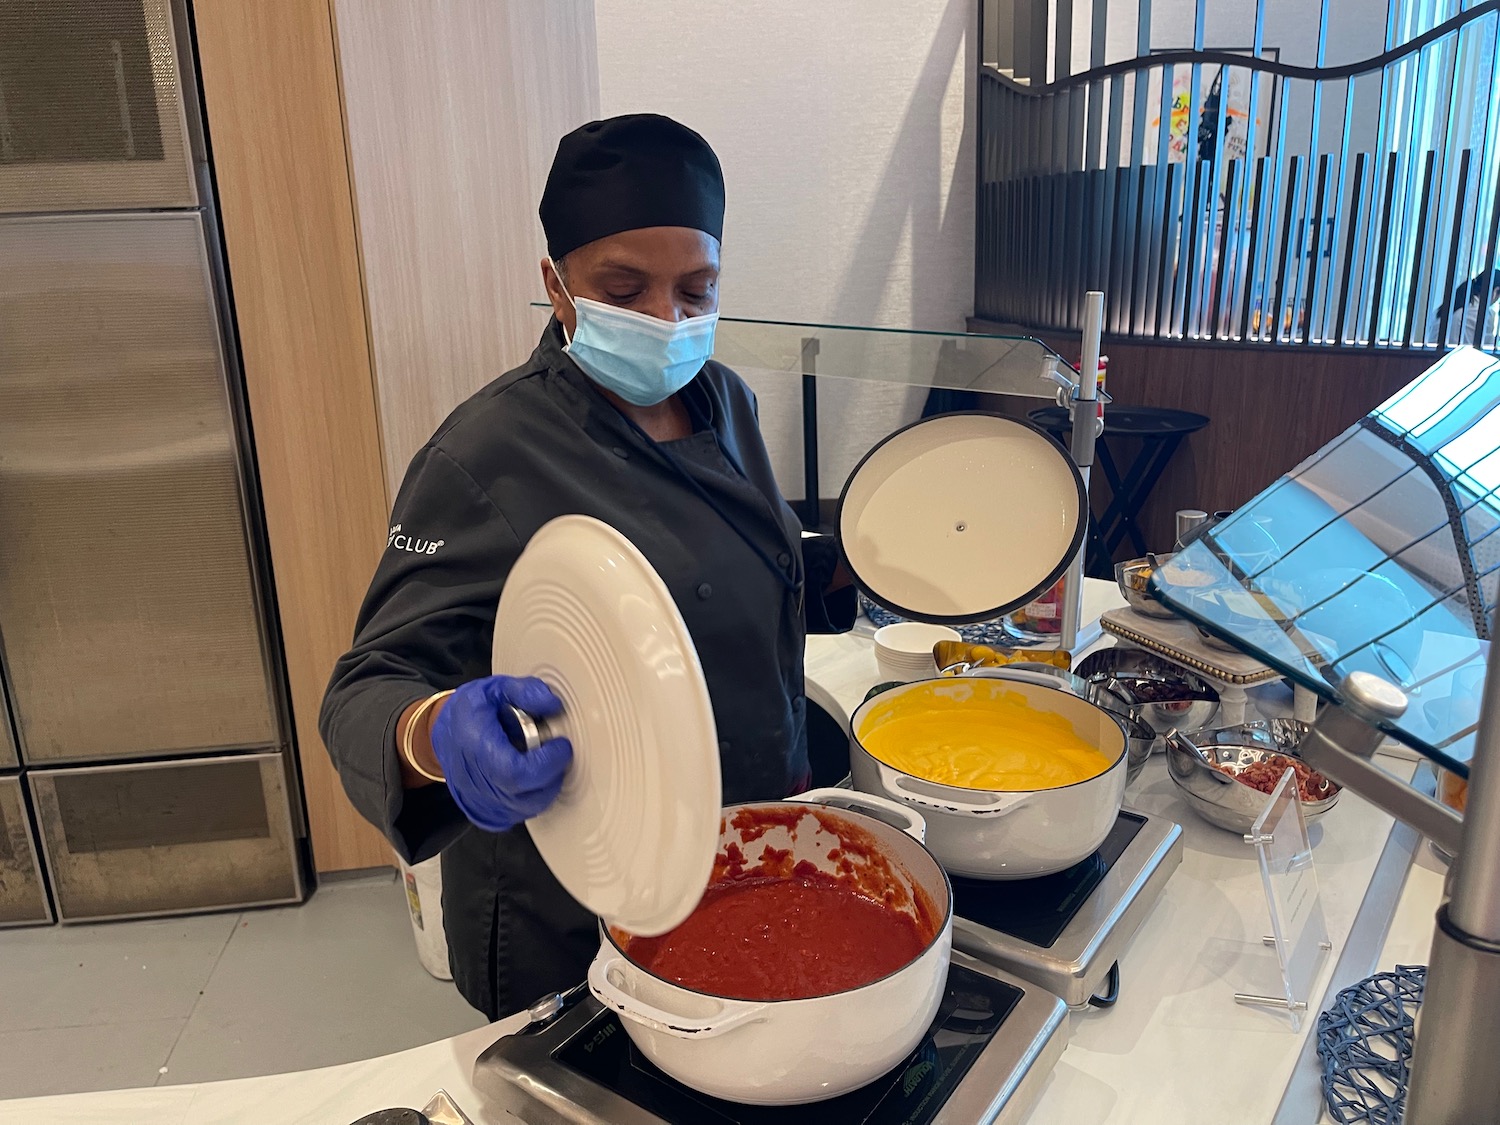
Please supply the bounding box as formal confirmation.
[838,412,1086,624]
[492,515,720,937]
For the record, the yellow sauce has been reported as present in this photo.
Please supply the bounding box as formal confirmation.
[858,682,1114,791]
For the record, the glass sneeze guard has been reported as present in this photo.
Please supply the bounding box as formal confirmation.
[1148,347,1500,780]
[528,301,1108,648]
[530,303,1076,397]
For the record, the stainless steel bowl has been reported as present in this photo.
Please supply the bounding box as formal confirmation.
[1117,709,1157,786]
[1074,649,1220,737]
[1195,719,1312,755]
[1116,556,1178,619]
[1165,720,1339,834]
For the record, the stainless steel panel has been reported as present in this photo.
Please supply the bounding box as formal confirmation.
[0,673,17,769]
[0,0,196,212]
[0,213,279,763]
[0,776,52,926]
[954,811,1183,1007]
[29,753,302,921]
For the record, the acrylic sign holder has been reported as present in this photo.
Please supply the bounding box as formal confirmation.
[1234,768,1333,1032]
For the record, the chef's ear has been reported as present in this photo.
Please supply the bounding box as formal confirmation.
[541,256,576,336]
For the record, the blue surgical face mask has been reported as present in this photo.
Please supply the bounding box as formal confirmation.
[551,262,718,407]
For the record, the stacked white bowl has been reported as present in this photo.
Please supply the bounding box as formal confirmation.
[872,622,963,684]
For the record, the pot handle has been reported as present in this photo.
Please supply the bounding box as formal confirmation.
[791,787,927,842]
[587,954,768,1039]
[872,764,1033,817]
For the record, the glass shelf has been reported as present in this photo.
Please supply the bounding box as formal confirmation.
[523,303,1099,647]
[528,303,1073,399]
[1149,347,1499,778]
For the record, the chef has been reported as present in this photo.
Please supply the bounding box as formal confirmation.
[320,114,856,1020]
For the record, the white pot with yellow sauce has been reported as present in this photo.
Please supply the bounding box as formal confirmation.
[848,677,1129,879]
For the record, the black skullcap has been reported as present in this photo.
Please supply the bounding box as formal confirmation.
[540,114,725,260]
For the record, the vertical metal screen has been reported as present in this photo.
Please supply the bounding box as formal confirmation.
[978,0,1500,350]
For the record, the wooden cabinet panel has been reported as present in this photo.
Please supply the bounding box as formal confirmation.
[333,0,599,496]
[194,0,392,871]
[194,0,602,871]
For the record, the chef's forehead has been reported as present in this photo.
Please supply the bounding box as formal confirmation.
[561,227,721,277]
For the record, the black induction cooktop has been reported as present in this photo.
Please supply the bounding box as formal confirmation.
[948,811,1147,948]
[552,963,1023,1125]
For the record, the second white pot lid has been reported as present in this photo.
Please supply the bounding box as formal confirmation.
[492,515,721,937]
[838,412,1086,624]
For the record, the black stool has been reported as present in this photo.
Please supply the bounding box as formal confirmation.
[1028,405,1209,577]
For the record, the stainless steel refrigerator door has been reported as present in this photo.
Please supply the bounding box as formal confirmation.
[0,776,53,926]
[29,753,302,921]
[0,0,197,213]
[0,675,17,770]
[0,212,280,763]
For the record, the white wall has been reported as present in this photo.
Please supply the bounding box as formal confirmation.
[595,0,977,500]
[336,0,600,498]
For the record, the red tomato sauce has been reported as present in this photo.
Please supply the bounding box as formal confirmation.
[623,872,927,1000]
[617,805,938,1001]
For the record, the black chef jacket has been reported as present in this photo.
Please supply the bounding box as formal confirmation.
[320,319,855,1020]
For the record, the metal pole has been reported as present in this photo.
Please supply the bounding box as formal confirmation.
[799,338,821,531]
[1403,642,1500,1123]
[1073,293,1104,469]
[1060,291,1104,653]
[977,0,988,320]
[1446,649,1500,941]
[1055,0,1073,83]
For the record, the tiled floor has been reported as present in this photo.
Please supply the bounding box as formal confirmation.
[0,871,485,1099]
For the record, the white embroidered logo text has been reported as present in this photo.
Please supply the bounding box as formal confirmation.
[388,524,445,555]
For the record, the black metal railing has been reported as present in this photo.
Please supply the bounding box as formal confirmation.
[977,1,1500,350]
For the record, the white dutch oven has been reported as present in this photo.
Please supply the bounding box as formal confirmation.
[849,677,1128,879]
[586,788,954,1106]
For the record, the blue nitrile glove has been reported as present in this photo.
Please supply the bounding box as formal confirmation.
[429,675,573,834]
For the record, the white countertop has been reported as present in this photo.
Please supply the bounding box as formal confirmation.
[0,1019,520,1125]
[809,583,1434,1125]
[0,580,1447,1125]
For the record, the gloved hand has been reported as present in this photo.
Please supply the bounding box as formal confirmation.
[429,675,573,834]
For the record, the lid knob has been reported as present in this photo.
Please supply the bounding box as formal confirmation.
[1341,671,1409,723]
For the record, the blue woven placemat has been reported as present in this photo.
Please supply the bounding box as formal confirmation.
[1317,965,1426,1124]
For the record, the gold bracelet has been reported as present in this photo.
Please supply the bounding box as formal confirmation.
[401,690,454,783]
